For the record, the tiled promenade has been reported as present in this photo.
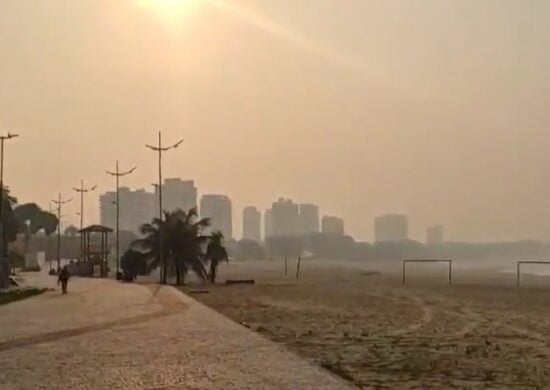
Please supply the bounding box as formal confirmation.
[0,273,354,390]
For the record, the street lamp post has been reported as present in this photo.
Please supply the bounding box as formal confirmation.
[107,161,136,279]
[146,132,183,284]
[52,194,72,272]
[0,132,19,290]
[73,180,97,262]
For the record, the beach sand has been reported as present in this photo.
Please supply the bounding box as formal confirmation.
[186,259,550,389]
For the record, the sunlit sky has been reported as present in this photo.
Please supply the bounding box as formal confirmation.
[1,0,550,242]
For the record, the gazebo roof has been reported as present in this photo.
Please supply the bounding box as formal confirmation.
[79,224,114,233]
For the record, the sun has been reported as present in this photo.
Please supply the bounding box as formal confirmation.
[134,0,201,25]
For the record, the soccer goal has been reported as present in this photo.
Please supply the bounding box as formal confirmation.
[516,260,550,287]
[402,259,452,285]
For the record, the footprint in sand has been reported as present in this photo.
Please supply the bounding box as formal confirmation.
[389,296,433,336]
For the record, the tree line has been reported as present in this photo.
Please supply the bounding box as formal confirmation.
[121,208,228,285]
[0,189,59,286]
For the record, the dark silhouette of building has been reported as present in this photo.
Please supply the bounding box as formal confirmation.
[322,215,345,236]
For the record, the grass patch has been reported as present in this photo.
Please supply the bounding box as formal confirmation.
[0,288,45,306]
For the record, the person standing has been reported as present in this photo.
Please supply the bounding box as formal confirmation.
[57,266,70,294]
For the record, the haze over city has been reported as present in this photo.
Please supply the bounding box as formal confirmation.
[2,0,550,242]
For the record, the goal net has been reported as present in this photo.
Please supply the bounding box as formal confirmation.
[516,260,550,287]
[402,259,452,285]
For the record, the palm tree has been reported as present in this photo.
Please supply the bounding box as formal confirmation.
[168,208,210,285]
[132,208,210,285]
[206,231,229,284]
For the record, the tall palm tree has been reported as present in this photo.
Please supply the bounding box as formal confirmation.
[206,231,229,284]
[132,208,210,285]
[169,208,210,285]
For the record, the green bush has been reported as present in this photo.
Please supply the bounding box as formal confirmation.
[0,288,44,306]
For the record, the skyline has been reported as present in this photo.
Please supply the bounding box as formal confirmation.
[2,0,550,242]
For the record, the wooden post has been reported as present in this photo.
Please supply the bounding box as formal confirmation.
[296,256,302,280]
[448,260,452,285]
[517,262,520,287]
[402,261,406,285]
[284,257,288,276]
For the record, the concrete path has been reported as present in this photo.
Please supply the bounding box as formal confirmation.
[0,273,355,390]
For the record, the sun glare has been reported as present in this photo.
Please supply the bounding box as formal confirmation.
[134,0,201,26]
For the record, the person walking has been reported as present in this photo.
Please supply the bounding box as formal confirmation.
[57,266,70,294]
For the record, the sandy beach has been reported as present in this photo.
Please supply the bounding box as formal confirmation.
[186,259,550,389]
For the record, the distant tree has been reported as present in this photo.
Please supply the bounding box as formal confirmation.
[371,239,427,261]
[0,188,19,289]
[304,233,356,260]
[350,242,372,261]
[1,188,19,247]
[39,213,58,236]
[235,239,266,260]
[266,236,303,259]
[206,231,229,284]
[13,203,58,236]
[64,225,78,237]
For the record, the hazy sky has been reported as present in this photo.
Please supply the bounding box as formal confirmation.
[1,0,550,242]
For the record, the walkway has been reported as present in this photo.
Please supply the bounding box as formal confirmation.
[0,273,354,390]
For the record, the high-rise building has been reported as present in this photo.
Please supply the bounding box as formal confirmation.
[374,214,408,243]
[298,204,320,235]
[100,187,155,234]
[264,208,273,240]
[271,198,299,237]
[99,191,116,230]
[157,178,197,213]
[426,225,444,245]
[242,207,261,242]
[322,215,345,235]
[200,194,232,240]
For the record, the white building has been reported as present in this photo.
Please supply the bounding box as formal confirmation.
[157,178,197,213]
[271,198,299,237]
[100,187,155,234]
[298,204,320,235]
[242,206,261,242]
[264,208,273,240]
[99,191,116,230]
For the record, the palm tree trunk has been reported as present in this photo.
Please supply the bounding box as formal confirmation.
[210,262,217,284]
[175,262,181,285]
[162,264,167,284]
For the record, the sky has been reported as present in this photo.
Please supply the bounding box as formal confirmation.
[1,0,550,242]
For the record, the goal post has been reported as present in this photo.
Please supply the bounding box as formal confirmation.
[402,259,452,285]
[516,260,550,287]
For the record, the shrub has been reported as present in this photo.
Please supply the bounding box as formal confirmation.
[0,288,44,306]
[22,266,41,272]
